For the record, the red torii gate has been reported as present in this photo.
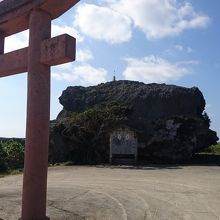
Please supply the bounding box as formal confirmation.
[0,0,80,219]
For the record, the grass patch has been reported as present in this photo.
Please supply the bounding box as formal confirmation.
[0,169,23,178]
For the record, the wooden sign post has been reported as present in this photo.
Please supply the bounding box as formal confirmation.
[0,1,80,219]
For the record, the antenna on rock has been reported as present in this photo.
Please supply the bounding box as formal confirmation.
[113,70,116,81]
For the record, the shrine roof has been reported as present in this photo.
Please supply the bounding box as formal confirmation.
[0,0,79,36]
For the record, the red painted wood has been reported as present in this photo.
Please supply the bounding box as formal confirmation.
[0,34,76,78]
[41,34,76,66]
[0,47,28,77]
[0,2,78,219]
[0,0,80,36]
[0,31,4,54]
[21,9,51,220]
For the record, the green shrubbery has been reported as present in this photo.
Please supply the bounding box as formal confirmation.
[203,143,220,155]
[0,140,24,172]
[50,103,131,164]
[0,143,7,172]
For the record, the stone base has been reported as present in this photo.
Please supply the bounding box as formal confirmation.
[18,217,50,220]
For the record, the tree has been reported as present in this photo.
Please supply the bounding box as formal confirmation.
[2,140,24,169]
[0,141,8,172]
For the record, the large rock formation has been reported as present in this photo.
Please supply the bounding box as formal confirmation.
[49,80,218,163]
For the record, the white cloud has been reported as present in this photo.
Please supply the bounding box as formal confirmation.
[174,45,193,53]
[76,48,93,62]
[165,44,193,56]
[52,23,83,42]
[123,56,189,83]
[5,30,28,53]
[176,60,199,65]
[74,3,132,44]
[4,22,82,53]
[3,0,210,53]
[52,64,107,86]
[108,0,210,39]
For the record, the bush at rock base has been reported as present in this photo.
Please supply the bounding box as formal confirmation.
[0,140,24,171]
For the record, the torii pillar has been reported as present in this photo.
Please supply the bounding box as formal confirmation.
[0,1,80,219]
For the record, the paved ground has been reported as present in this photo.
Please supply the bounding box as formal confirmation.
[0,165,220,220]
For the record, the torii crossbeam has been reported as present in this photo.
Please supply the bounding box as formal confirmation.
[0,0,80,219]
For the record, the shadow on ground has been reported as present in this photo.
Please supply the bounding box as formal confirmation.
[95,153,220,171]
[190,153,220,165]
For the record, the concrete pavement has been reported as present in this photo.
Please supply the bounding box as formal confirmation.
[0,165,220,220]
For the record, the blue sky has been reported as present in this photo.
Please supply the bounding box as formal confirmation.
[0,0,219,138]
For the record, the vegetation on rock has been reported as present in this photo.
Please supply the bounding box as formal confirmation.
[49,103,131,164]
[203,143,220,155]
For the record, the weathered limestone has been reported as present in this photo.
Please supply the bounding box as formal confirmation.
[0,0,79,219]
[50,81,218,164]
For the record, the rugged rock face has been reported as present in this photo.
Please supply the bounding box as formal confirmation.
[50,80,218,163]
